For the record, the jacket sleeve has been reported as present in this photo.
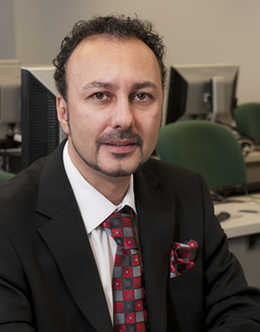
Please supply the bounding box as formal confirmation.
[200,175,260,331]
[0,225,36,331]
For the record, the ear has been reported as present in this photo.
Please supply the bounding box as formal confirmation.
[56,94,70,135]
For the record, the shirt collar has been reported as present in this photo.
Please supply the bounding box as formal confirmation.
[63,142,136,234]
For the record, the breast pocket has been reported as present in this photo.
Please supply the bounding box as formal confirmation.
[167,262,204,332]
[168,259,202,294]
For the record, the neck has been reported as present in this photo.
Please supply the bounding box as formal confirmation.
[84,172,131,206]
[67,140,132,205]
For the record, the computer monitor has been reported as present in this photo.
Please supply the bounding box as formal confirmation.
[164,64,239,125]
[0,59,21,143]
[21,65,66,169]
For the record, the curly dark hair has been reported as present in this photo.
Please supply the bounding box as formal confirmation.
[53,15,167,100]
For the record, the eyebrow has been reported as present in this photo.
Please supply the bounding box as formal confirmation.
[83,81,116,90]
[83,81,158,91]
[132,81,158,91]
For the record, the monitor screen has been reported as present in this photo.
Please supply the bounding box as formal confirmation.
[164,64,239,125]
[21,65,65,169]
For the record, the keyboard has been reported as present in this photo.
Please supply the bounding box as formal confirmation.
[211,181,260,198]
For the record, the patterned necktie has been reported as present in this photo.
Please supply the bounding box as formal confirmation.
[102,206,148,332]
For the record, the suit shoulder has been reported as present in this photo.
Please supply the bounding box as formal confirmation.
[143,158,200,180]
[0,157,47,212]
[137,157,210,198]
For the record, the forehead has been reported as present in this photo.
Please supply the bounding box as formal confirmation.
[66,35,162,87]
[69,35,157,62]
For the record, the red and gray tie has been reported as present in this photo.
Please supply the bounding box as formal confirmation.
[102,206,148,332]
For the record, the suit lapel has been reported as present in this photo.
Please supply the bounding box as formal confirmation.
[134,161,177,332]
[36,143,114,332]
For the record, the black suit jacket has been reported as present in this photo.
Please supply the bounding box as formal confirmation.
[0,142,260,331]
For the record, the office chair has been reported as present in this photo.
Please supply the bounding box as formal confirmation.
[234,103,260,141]
[156,120,247,189]
[0,171,15,185]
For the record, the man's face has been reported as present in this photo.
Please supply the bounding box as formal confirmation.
[57,36,163,182]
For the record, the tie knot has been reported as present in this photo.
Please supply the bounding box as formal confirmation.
[102,206,138,249]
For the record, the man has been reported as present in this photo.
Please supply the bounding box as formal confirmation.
[0,15,259,332]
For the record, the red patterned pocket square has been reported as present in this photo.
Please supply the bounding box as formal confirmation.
[170,239,198,278]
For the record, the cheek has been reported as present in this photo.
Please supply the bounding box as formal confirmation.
[143,111,161,133]
[139,116,161,147]
[70,112,108,146]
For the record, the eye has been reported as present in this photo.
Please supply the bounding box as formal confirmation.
[93,92,106,100]
[135,93,149,101]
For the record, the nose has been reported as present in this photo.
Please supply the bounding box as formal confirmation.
[110,97,134,129]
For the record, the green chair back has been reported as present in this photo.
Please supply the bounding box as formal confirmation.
[234,103,260,140]
[0,171,15,185]
[156,120,247,189]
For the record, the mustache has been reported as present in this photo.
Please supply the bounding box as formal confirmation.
[97,129,143,146]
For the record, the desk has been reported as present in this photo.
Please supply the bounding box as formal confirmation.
[245,151,260,182]
[214,194,260,288]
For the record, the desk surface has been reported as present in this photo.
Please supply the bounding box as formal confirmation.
[244,150,260,164]
[214,194,260,239]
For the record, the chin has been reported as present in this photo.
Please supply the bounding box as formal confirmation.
[98,162,141,178]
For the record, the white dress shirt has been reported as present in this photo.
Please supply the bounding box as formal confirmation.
[63,142,137,322]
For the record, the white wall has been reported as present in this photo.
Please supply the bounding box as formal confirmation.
[0,0,16,58]
[1,0,260,104]
[13,1,51,64]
